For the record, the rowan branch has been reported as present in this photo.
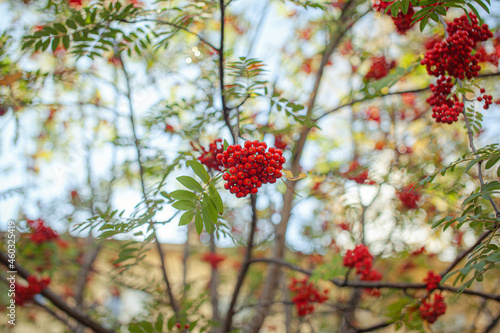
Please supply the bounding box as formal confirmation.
[0,251,114,333]
[249,257,500,302]
[316,72,500,122]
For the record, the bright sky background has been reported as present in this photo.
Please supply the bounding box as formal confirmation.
[0,0,498,259]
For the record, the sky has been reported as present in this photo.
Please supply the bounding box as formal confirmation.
[0,0,499,258]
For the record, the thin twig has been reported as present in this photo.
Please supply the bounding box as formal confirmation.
[119,55,180,314]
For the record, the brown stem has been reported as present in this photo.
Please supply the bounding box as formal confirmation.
[247,3,366,332]
[221,194,258,332]
[0,251,114,333]
[218,0,236,143]
[440,229,492,278]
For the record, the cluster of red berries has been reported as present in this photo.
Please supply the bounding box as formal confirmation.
[27,219,59,244]
[397,184,421,209]
[343,244,382,296]
[197,139,225,171]
[15,276,50,305]
[364,56,397,80]
[288,277,328,317]
[426,76,464,124]
[419,293,446,323]
[373,0,415,34]
[216,141,286,198]
[424,271,441,291]
[201,252,226,269]
[421,13,493,124]
[477,88,493,110]
[422,14,492,79]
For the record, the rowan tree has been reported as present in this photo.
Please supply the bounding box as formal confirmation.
[1,0,499,332]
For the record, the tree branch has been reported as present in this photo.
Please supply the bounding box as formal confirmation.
[0,251,114,333]
[221,194,258,332]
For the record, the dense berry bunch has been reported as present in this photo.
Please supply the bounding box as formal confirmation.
[288,277,328,317]
[198,139,224,171]
[15,276,50,305]
[343,244,373,275]
[364,56,396,80]
[421,13,493,124]
[424,271,441,291]
[419,293,447,323]
[343,245,382,296]
[201,252,226,269]
[397,184,421,209]
[216,141,286,198]
[27,219,59,244]
[427,76,464,124]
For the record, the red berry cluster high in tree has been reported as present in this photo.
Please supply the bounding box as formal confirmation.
[373,0,416,34]
[197,138,224,171]
[364,56,396,81]
[288,276,328,317]
[421,13,493,124]
[217,141,286,198]
[15,276,51,305]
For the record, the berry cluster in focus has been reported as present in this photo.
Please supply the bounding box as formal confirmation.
[217,141,286,198]
[421,13,493,124]
[288,277,328,317]
[27,219,59,244]
[15,276,51,305]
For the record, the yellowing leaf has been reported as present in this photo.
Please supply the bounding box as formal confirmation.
[282,169,307,181]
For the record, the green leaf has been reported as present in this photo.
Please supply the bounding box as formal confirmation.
[129,324,145,333]
[202,194,218,223]
[434,5,447,15]
[54,23,68,33]
[169,190,198,202]
[429,11,440,23]
[187,160,210,183]
[66,19,77,29]
[51,37,60,52]
[401,0,410,14]
[201,202,214,232]
[208,184,223,214]
[391,2,400,17]
[154,314,163,332]
[195,210,203,234]
[62,35,70,49]
[179,210,194,226]
[177,176,203,192]
[485,155,499,169]
[473,0,490,13]
[172,200,196,211]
